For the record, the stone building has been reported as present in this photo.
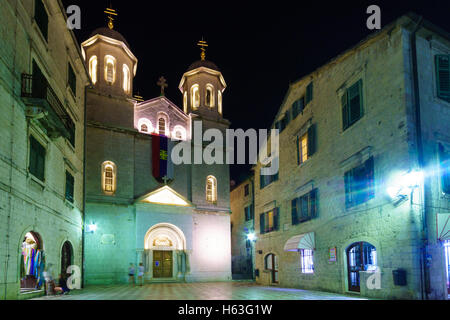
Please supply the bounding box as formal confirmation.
[230,176,255,279]
[250,13,450,299]
[82,22,232,284]
[0,0,90,299]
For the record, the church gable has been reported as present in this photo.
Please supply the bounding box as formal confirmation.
[136,185,192,207]
[134,96,190,139]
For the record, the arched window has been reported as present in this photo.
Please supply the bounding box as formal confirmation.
[104,55,116,84]
[218,90,222,114]
[122,64,130,93]
[138,118,153,133]
[172,125,186,140]
[102,161,116,194]
[206,175,217,203]
[89,56,97,84]
[183,91,188,113]
[191,84,200,109]
[206,84,214,107]
[158,118,166,136]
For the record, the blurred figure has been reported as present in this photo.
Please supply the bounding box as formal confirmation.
[137,263,144,286]
[54,274,70,295]
[128,263,135,286]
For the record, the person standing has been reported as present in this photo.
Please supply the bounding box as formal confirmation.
[137,263,144,286]
[128,263,135,286]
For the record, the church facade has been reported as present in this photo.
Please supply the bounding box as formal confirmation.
[81,26,232,284]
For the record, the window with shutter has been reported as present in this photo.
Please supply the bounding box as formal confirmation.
[291,189,318,224]
[68,63,76,96]
[345,157,375,208]
[29,136,46,181]
[307,124,316,157]
[65,171,74,203]
[342,79,363,130]
[67,116,75,147]
[34,0,48,41]
[305,82,313,105]
[435,55,450,102]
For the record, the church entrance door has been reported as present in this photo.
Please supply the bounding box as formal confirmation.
[153,250,173,278]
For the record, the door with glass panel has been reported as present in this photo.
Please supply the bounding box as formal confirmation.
[265,253,278,284]
[347,242,377,292]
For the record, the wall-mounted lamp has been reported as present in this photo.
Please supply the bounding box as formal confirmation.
[387,170,423,204]
[246,233,257,242]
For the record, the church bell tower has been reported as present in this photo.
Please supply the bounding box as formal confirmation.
[178,40,227,126]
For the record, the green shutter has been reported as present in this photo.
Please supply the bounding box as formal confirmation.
[307,124,316,157]
[342,92,349,130]
[68,63,77,96]
[436,55,450,102]
[65,171,74,202]
[273,208,279,230]
[260,214,265,234]
[310,188,318,218]
[291,198,298,225]
[296,135,300,165]
[305,82,313,104]
[344,170,352,207]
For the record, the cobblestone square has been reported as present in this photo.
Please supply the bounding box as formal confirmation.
[33,281,367,300]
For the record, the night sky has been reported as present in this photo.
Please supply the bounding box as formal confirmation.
[64,0,450,184]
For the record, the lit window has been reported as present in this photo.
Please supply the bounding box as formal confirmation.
[123,64,130,93]
[183,91,188,113]
[300,249,314,274]
[206,84,214,107]
[296,125,316,165]
[206,175,217,203]
[218,90,222,114]
[191,84,200,109]
[141,124,148,132]
[104,55,116,84]
[89,56,97,84]
[102,161,116,194]
[158,118,166,136]
[260,209,279,234]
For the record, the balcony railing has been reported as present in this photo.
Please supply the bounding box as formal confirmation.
[21,73,71,139]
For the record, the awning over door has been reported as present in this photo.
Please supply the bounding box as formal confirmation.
[437,213,450,241]
[284,232,315,251]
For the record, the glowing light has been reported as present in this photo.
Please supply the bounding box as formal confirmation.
[247,233,256,241]
[123,64,130,93]
[89,56,97,84]
[87,223,97,233]
[387,170,423,199]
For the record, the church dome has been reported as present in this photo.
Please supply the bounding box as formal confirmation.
[187,60,220,72]
[90,27,130,48]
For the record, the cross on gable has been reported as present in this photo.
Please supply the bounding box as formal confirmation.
[157,76,168,96]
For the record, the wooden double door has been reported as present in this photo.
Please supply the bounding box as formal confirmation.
[153,250,173,278]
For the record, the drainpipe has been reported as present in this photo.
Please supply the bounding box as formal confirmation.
[410,16,429,300]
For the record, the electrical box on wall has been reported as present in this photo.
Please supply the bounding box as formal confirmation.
[392,269,407,286]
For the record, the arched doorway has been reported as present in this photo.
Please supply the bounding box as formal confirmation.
[144,223,186,280]
[61,241,73,277]
[346,242,377,292]
[265,253,278,284]
[20,232,44,292]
